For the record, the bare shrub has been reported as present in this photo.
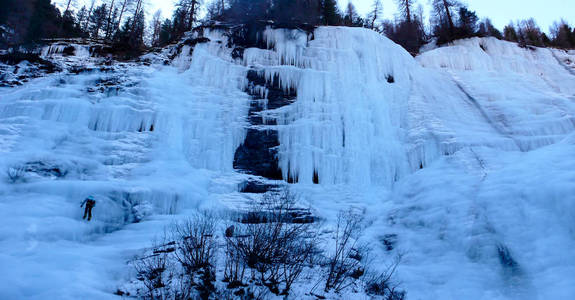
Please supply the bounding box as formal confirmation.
[172,213,217,273]
[171,212,218,299]
[365,254,406,300]
[132,212,218,299]
[223,224,247,288]
[324,209,366,293]
[224,189,318,295]
[133,237,174,300]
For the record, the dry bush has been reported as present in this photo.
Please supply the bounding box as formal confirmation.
[324,209,366,293]
[365,254,406,300]
[133,237,174,300]
[224,190,318,295]
[171,212,218,299]
[132,212,218,299]
[172,213,217,273]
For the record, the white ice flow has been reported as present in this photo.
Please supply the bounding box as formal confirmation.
[0,27,574,299]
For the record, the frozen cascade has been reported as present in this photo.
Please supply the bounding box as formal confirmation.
[1,26,575,299]
[0,35,253,298]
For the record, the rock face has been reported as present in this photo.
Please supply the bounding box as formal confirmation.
[233,69,297,180]
[228,23,307,184]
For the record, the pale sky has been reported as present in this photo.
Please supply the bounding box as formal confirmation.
[62,0,575,32]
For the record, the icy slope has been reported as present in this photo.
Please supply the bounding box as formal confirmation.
[0,42,251,299]
[256,29,575,298]
[418,37,575,150]
[1,27,575,299]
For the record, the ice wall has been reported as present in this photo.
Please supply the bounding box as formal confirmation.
[259,28,568,186]
[266,27,414,186]
[2,26,575,299]
[0,34,254,298]
[418,37,575,151]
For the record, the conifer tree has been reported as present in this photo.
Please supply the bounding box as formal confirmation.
[504,23,518,42]
[322,0,341,26]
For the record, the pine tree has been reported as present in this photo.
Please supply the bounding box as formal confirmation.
[458,6,478,36]
[478,18,502,39]
[158,19,173,46]
[61,10,78,38]
[175,0,201,31]
[503,23,518,42]
[551,21,574,49]
[271,0,321,24]
[76,6,88,30]
[90,4,108,39]
[26,0,61,42]
[322,0,340,26]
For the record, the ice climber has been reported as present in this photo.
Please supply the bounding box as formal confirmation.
[81,196,96,221]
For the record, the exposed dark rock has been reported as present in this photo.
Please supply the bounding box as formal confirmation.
[23,161,67,178]
[497,244,519,269]
[234,129,283,180]
[233,68,297,181]
[62,45,76,56]
[240,208,315,224]
[239,180,278,193]
[69,66,95,74]
[0,51,59,73]
[231,47,244,60]
[382,234,398,251]
[182,37,211,47]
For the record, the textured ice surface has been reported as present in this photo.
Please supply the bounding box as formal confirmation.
[1,28,575,299]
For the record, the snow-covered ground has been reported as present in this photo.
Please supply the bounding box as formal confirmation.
[1,28,574,299]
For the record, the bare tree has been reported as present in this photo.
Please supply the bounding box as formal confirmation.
[344,2,360,27]
[434,0,457,32]
[171,212,218,299]
[517,18,544,47]
[150,9,162,46]
[132,213,218,299]
[62,0,77,14]
[104,0,116,39]
[175,0,201,31]
[395,0,415,23]
[367,0,383,30]
[115,0,134,34]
